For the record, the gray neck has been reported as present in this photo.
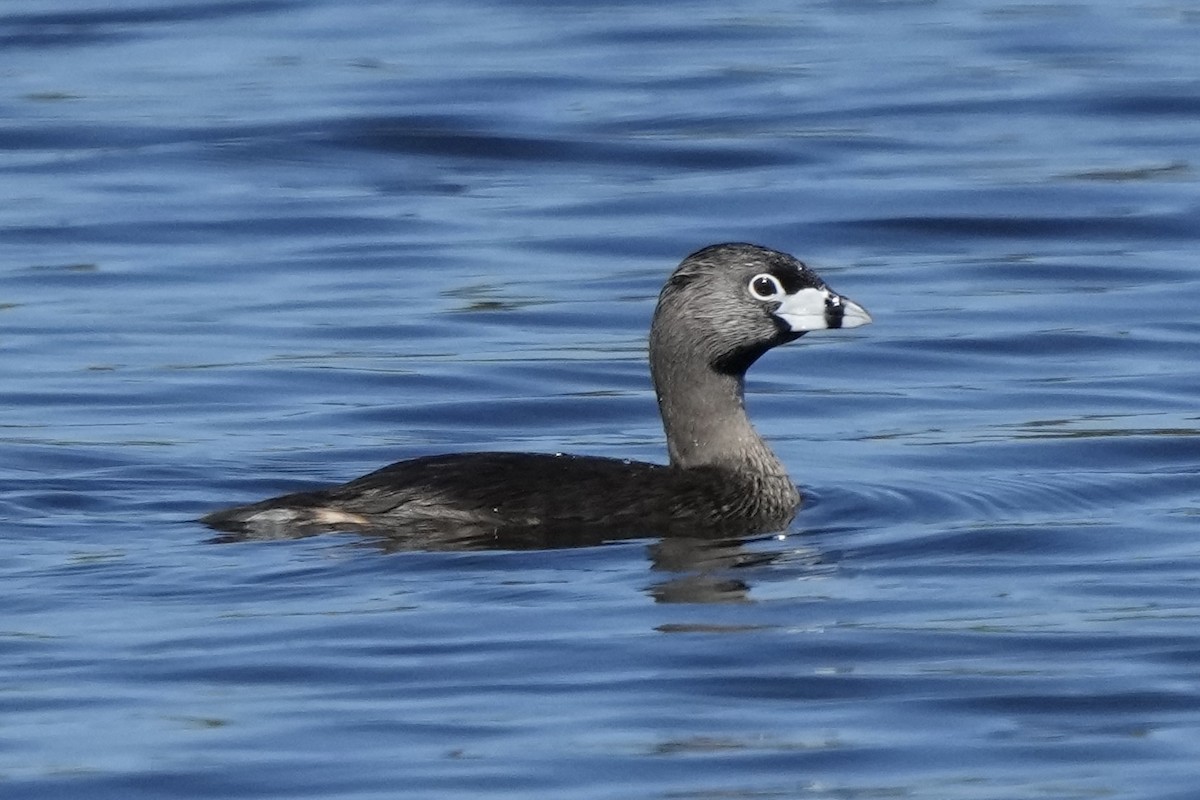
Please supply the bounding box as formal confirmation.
[649,336,787,477]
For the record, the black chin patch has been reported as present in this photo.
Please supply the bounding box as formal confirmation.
[712,342,773,376]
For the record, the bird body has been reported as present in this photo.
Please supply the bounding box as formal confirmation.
[202,243,870,542]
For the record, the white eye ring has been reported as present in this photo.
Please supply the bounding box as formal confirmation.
[748,273,784,301]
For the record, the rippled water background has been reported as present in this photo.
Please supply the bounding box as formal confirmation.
[3,1,1199,797]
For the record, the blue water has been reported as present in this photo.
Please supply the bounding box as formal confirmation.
[3,0,1199,797]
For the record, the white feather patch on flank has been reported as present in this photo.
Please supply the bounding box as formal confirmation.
[245,507,372,531]
[311,508,372,526]
[246,509,303,526]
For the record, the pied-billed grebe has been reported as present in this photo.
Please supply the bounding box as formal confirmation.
[202,243,870,540]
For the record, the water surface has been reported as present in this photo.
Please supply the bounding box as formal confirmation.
[2,1,1199,798]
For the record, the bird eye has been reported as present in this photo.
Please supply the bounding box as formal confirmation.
[748,273,783,301]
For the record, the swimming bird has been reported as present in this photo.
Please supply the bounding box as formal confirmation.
[202,243,870,542]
